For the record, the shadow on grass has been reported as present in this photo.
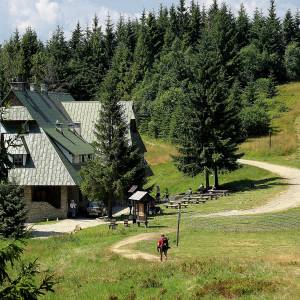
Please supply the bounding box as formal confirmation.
[147,225,168,229]
[222,176,288,193]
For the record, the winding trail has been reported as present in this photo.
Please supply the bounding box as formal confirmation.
[111,232,160,261]
[197,159,300,217]
[112,159,300,261]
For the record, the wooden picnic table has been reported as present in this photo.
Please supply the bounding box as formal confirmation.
[164,203,188,209]
[170,199,189,204]
[208,189,230,196]
[189,199,207,204]
[183,194,217,200]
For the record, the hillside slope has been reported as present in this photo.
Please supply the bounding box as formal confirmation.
[241,82,300,167]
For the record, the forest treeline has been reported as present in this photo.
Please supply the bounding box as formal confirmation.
[0,0,300,140]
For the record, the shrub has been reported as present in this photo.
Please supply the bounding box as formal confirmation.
[240,104,270,137]
[0,242,56,299]
[284,42,300,80]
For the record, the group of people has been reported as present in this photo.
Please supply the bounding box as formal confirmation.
[186,184,216,197]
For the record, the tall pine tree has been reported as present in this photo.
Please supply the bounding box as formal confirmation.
[80,70,145,217]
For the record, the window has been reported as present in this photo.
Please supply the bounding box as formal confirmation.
[13,154,24,167]
[32,186,61,209]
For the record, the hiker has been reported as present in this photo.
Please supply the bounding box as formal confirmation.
[187,187,192,198]
[156,185,161,203]
[157,234,169,262]
[70,200,77,218]
[198,184,205,194]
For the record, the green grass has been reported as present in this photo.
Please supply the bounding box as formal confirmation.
[143,136,286,214]
[2,208,300,299]
[241,82,300,167]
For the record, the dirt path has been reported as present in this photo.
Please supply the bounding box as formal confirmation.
[111,232,160,261]
[111,159,300,261]
[198,159,300,217]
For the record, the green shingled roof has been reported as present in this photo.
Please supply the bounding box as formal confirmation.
[12,90,93,155]
[44,127,93,155]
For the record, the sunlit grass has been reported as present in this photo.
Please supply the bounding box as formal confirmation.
[241,82,300,167]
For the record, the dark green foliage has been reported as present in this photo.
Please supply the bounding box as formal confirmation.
[284,42,300,80]
[240,104,270,137]
[236,4,250,49]
[0,242,56,299]
[0,1,297,102]
[0,182,27,238]
[80,70,145,217]
[283,10,297,46]
[0,134,12,181]
[174,35,244,187]
[239,80,271,137]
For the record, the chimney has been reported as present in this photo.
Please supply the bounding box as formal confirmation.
[55,120,63,133]
[41,83,48,93]
[68,122,75,132]
[30,83,38,92]
[74,122,81,136]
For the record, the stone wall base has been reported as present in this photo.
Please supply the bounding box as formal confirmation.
[24,186,69,222]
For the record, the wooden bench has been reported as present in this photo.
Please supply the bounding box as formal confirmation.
[190,199,207,204]
[124,219,129,227]
[108,220,118,230]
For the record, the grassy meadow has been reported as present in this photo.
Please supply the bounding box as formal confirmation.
[2,208,300,299]
[241,82,300,167]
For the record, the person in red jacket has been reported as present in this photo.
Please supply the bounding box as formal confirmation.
[157,234,169,262]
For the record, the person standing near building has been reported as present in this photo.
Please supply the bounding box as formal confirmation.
[70,200,77,218]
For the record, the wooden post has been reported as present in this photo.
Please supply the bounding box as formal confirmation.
[205,168,210,189]
[214,166,219,188]
[176,203,181,246]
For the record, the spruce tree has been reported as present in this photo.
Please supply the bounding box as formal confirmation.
[46,26,70,90]
[20,28,41,81]
[103,15,116,71]
[236,4,250,49]
[80,70,145,218]
[188,1,202,47]
[283,10,297,46]
[84,15,106,99]
[0,182,27,238]
[175,35,244,188]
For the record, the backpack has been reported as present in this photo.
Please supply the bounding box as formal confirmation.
[163,237,169,248]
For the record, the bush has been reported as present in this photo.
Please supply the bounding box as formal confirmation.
[0,181,27,238]
[284,42,300,80]
[255,77,277,98]
[240,104,270,137]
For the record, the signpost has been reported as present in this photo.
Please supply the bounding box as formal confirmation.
[176,203,181,246]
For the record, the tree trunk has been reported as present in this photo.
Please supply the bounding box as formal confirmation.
[205,168,210,190]
[107,193,113,219]
[214,165,219,189]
